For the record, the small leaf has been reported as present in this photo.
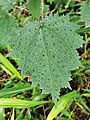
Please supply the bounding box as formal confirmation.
[28,0,41,20]
[81,0,90,27]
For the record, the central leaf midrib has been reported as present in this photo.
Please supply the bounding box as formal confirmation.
[42,28,57,88]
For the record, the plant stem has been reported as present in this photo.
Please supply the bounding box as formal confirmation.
[40,0,44,27]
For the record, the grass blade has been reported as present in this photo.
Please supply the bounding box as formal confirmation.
[82,89,90,93]
[0,53,22,80]
[11,109,14,120]
[0,108,4,120]
[82,93,90,97]
[47,90,80,120]
[0,85,33,97]
[0,98,49,108]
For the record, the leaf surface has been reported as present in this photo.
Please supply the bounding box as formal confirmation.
[81,0,90,27]
[0,0,14,11]
[0,9,17,46]
[0,12,83,101]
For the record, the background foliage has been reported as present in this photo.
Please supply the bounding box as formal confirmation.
[0,0,90,120]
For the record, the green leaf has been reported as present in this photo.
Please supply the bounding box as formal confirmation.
[0,98,49,108]
[28,0,41,20]
[0,9,17,46]
[47,0,54,4]
[81,0,90,27]
[0,11,83,101]
[47,91,80,120]
[0,0,14,11]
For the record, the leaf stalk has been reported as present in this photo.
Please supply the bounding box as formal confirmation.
[40,0,44,27]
